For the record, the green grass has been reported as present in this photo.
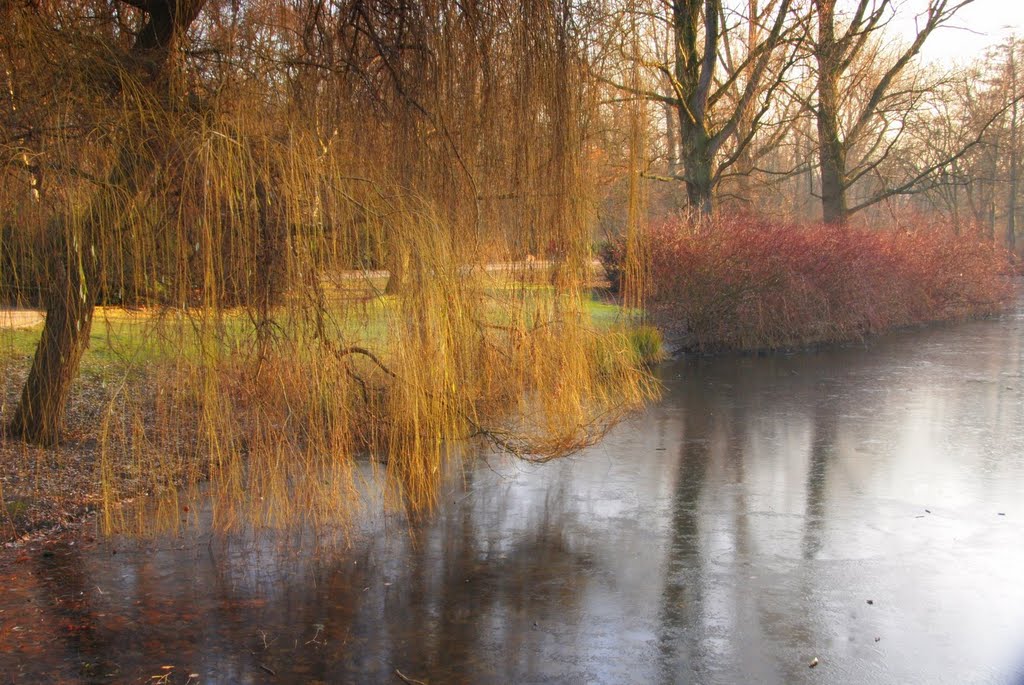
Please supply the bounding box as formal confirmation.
[1,292,648,374]
[627,324,665,363]
[1,326,44,358]
[588,297,639,328]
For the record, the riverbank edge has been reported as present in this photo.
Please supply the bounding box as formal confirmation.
[658,307,1016,360]
[652,277,1021,359]
[0,289,1015,548]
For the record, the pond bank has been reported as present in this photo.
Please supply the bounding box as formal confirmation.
[1,293,1022,683]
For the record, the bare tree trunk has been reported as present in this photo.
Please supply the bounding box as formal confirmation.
[681,119,715,215]
[817,104,848,223]
[810,0,972,224]
[990,196,997,240]
[672,0,717,217]
[732,0,762,205]
[617,0,790,216]
[1008,41,1018,251]
[664,100,679,179]
[951,159,960,232]
[814,0,848,225]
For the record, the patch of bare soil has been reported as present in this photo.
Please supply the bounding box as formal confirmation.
[0,362,159,547]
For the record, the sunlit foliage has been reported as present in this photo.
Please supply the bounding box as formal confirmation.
[0,1,655,533]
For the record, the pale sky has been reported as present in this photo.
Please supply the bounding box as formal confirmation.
[896,0,1024,65]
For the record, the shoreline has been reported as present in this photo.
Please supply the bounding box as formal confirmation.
[0,287,1017,547]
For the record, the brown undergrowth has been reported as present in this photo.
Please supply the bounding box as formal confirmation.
[0,286,657,541]
[0,363,125,543]
[642,214,1016,352]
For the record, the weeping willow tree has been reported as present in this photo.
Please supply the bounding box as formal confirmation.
[0,0,654,532]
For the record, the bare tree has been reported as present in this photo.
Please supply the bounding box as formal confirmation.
[605,0,797,214]
[812,0,974,224]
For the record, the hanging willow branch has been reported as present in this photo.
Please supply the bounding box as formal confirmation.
[0,0,656,534]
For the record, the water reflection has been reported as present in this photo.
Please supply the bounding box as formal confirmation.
[657,406,711,684]
[802,390,838,561]
[2,310,1024,684]
[35,540,117,681]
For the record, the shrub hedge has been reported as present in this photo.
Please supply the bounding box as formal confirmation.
[641,214,1015,352]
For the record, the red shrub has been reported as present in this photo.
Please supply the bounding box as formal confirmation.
[646,214,1015,352]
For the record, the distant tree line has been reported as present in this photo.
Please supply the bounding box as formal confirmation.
[594,0,1024,242]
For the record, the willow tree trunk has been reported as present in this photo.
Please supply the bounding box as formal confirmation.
[7,0,206,445]
[7,230,97,445]
[10,152,142,444]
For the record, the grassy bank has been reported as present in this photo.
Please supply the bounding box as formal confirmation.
[642,215,1015,353]
[0,288,657,540]
[0,294,648,368]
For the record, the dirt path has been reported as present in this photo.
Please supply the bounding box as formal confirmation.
[0,310,44,329]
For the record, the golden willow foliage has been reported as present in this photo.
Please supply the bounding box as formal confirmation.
[620,0,650,314]
[0,1,655,533]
